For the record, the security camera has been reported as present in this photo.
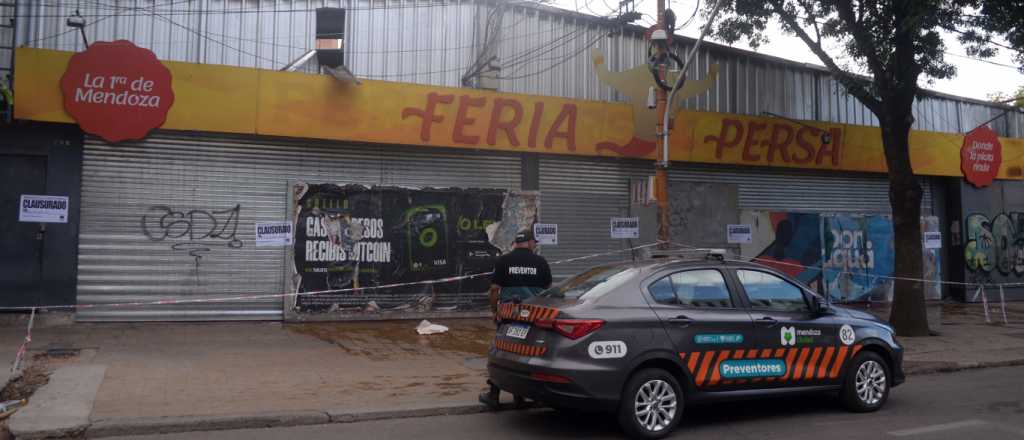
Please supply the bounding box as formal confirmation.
[647,86,657,109]
[66,15,86,28]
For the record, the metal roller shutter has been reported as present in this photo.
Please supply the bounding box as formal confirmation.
[538,156,653,280]
[667,162,934,214]
[77,132,520,321]
[539,157,935,281]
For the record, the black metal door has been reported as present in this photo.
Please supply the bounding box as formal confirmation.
[0,155,47,307]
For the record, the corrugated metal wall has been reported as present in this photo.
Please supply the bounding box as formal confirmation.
[0,1,12,83]
[13,0,1020,136]
[537,156,652,279]
[539,155,935,280]
[668,163,934,214]
[77,132,520,321]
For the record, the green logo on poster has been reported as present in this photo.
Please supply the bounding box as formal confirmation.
[419,228,438,247]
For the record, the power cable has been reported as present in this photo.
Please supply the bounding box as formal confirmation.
[943,51,1021,70]
[14,0,551,18]
[496,33,606,80]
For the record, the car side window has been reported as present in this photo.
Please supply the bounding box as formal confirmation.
[648,269,733,308]
[736,269,808,312]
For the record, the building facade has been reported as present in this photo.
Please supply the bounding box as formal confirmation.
[2,0,1022,321]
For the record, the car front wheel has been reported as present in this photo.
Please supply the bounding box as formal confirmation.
[840,350,891,412]
[617,368,683,439]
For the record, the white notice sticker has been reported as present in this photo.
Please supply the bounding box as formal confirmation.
[19,195,69,223]
[727,224,753,244]
[610,217,640,239]
[533,223,558,245]
[255,221,293,247]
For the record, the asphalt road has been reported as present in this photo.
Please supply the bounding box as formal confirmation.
[111,366,1024,440]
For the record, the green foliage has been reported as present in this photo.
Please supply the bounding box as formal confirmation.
[988,84,1024,108]
[704,0,1021,111]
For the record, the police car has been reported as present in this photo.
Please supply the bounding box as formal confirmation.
[487,251,904,439]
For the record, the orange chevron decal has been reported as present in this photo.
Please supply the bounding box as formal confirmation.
[805,347,823,380]
[496,303,559,323]
[708,350,732,386]
[697,351,715,386]
[830,346,849,378]
[852,344,863,356]
[776,348,799,382]
[818,347,836,379]
[747,350,759,359]
[687,352,701,376]
[793,348,811,380]
[495,339,546,357]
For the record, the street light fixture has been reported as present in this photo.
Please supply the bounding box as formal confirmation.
[66,10,89,48]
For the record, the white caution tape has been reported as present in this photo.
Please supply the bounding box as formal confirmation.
[0,241,665,312]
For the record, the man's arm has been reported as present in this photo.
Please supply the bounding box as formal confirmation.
[490,257,505,316]
[540,259,553,289]
[489,284,501,316]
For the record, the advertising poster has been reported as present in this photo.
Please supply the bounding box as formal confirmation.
[286,183,538,320]
[740,211,823,292]
[823,215,895,302]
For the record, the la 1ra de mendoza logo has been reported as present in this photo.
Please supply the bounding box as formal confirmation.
[60,40,175,143]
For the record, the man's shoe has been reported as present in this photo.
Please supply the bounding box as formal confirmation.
[478,390,500,410]
[513,395,528,409]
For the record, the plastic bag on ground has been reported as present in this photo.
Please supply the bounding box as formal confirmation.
[416,320,449,335]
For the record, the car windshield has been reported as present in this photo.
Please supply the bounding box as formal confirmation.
[538,266,638,300]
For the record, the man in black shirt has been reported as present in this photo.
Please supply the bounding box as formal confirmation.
[488,229,553,312]
[480,229,552,409]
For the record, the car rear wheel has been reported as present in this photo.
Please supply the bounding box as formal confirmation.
[840,350,890,412]
[617,369,683,439]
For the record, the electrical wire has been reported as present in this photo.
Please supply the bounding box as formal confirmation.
[677,0,700,30]
[14,0,551,18]
[944,51,1021,70]
[496,33,606,79]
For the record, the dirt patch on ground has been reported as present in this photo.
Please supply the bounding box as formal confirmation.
[0,362,49,403]
[287,319,494,360]
[0,350,82,437]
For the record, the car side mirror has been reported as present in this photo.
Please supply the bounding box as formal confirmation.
[811,295,832,315]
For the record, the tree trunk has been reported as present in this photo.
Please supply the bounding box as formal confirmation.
[879,111,930,336]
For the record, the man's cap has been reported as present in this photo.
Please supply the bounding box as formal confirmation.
[514,229,535,243]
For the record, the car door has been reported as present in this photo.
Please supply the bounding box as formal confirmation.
[732,268,846,388]
[644,267,755,389]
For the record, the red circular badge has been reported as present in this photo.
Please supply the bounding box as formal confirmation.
[60,40,174,143]
[960,125,1002,188]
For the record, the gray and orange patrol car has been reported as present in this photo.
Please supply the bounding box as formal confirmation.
[487,251,904,439]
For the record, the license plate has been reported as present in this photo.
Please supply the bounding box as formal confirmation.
[505,324,530,340]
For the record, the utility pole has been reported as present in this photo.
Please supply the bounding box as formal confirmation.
[653,0,670,250]
[652,0,725,251]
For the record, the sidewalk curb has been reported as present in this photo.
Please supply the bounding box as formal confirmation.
[85,404,494,438]
[86,411,332,438]
[70,360,1024,438]
[904,358,1024,376]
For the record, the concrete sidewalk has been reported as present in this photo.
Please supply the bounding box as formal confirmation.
[1,303,1022,439]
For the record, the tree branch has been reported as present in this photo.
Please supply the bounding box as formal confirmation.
[834,0,888,87]
[767,0,882,112]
